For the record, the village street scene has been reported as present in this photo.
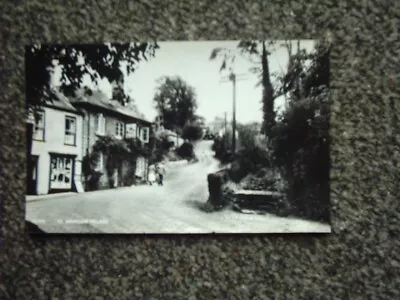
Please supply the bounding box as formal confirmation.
[25,41,331,234]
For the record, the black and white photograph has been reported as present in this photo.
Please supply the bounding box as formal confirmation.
[25,40,331,234]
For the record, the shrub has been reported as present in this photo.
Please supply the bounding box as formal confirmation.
[237,123,259,148]
[82,151,102,191]
[227,141,272,183]
[270,91,330,223]
[176,142,195,159]
[212,135,235,164]
[182,123,203,141]
[211,123,273,182]
[211,137,224,159]
[149,132,175,164]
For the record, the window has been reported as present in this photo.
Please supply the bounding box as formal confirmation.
[95,113,105,135]
[115,122,125,138]
[33,111,45,141]
[65,116,77,145]
[125,123,137,139]
[141,127,149,143]
[136,126,141,139]
[49,155,74,190]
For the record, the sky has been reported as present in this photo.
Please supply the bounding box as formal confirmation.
[51,40,316,124]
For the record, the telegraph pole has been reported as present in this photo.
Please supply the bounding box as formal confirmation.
[229,72,237,154]
[220,72,248,155]
[224,112,227,147]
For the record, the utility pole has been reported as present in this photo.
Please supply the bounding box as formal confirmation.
[229,72,237,154]
[224,112,228,146]
[224,112,227,147]
[220,72,248,155]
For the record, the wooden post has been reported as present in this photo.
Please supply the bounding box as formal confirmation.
[229,72,237,154]
[220,72,247,153]
[224,112,227,147]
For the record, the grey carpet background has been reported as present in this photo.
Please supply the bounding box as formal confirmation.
[1,1,400,299]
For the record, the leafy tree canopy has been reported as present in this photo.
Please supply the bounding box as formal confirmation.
[153,76,198,131]
[182,123,203,141]
[191,114,206,127]
[210,40,329,137]
[26,42,159,108]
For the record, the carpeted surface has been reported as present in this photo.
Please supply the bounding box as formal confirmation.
[1,1,400,299]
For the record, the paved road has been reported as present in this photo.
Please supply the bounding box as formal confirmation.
[26,140,331,234]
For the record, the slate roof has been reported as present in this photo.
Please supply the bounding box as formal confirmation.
[44,89,80,114]
[69,89,151,123]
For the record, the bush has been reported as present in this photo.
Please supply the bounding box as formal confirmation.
[211,123,273,182]
[239,168,284,192]
[86,170,102,191]
[149,132,175,164]
[227,143,272,183]
[176,142,195,159]
[82,151,102,191]
[182,123,203,141]
[270,92,330,223]
[212,136,235,164]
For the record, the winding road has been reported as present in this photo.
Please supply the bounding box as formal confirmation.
[26,140,331,234]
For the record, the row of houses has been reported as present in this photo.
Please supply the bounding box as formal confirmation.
[26,85,155,196]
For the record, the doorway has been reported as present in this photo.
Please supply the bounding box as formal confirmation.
[27,155,38,195]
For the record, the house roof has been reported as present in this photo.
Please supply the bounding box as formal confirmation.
[44,89,80,114]
[69,89,151,123]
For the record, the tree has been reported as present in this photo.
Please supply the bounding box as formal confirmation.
[176,142,195,160]
[89,135,149,188]
[25,42,159,109]
[153,76,197,131]
[92,136,130,186]
[270,42,331,222]
[238,41,276,138]
[148,130,175,164]
[192,114,206,127]
[209,40,309,139]
[182,123,203,141]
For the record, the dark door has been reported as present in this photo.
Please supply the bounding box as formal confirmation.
[27,155,38,195]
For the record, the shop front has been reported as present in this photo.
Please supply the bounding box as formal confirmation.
[48,153,76,193]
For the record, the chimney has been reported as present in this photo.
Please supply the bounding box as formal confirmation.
[111,74,125,103]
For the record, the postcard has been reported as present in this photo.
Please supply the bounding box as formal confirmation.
[25,40,331,234]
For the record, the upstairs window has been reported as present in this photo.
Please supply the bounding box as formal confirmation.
[136,126,141,139]
[95,113,105,135]
[33,111,45,141]
[141,127,149,143]
[126,123,137,139]
[115,121,125,139]
[65,116,77,145]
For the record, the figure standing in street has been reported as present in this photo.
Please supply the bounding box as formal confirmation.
[148,165,156,186]
[156,162,166,186]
